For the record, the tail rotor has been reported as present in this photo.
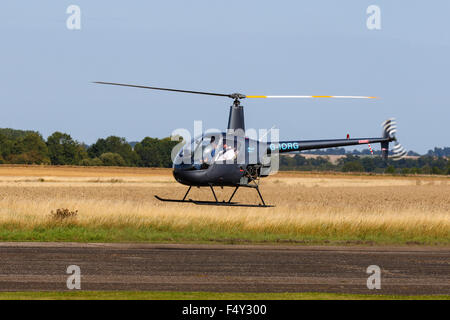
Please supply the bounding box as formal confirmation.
[381,118,407,161]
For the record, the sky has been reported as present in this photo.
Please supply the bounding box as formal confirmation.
[0,1,449,153]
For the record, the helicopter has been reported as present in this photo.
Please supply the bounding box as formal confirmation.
[94,81,407,207]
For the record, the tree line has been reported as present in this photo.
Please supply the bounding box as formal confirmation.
[279,154,450,175]
[294,146,450,158]
[0,128,178,167]
[0,128,448,174]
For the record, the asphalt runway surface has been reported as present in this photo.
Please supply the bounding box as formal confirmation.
[0,243,448,295]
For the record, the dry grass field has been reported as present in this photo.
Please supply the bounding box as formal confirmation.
[0,165,448,244]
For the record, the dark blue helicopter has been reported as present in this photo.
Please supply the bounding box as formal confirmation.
[95,82,407,207]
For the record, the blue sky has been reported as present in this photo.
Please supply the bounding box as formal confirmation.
[0,1,449,153]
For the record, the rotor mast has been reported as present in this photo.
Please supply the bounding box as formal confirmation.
[227,94,246,134]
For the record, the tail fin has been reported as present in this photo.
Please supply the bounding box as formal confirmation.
[381,118,407,161]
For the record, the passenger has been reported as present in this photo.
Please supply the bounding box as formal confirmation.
[209,136,217,158]
[216,143,236,162]
[202,136,218,166]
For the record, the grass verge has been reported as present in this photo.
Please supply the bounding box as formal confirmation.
[0,224,448,245]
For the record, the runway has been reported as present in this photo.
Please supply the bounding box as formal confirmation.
[0,243,448,295]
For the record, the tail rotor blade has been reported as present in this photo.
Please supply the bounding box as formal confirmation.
[391,142,407,161]
[382,118,396,129]
[382,118,397,138]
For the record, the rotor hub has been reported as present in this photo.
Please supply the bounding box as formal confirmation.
[229,93,246,100]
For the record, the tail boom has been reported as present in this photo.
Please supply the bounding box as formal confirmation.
[268,137,392,154]
[267,118,405,161]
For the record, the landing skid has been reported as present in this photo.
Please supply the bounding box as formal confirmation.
[155,184,273,208]
[191,199,273,208]
[154,195,195,204]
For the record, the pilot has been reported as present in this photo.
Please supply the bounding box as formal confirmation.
[209,136,217,158]
[201,136,218,168]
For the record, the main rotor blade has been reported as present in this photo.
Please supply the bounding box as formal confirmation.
[93,82,232,98]
[246,95,378,99]
[94,82,377,100]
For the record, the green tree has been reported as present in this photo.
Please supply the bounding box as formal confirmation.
[159,137,180,167]
[134,137,179,167]
[431,166,442,175]
[385,165,396,174]
[10,133,50,164]
[47,132,87,165]
[0,128,37,140]
[99,152,126,166]
[79,157,103,166]
[0,134,13,161]
[88,136,139,166]
[421,165,432,174]
[134,137,162,167]
[342,161,364,172]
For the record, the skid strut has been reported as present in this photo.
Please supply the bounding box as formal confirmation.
[155,184,273,207]
[209,185,218,202]
[228,186,239,203]
[182,186,192,201]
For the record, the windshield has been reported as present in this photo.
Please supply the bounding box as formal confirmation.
[173,133,223,170]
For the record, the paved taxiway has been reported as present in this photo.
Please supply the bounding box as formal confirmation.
[0,243,448,295]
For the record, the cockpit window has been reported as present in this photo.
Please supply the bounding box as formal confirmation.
[173,133,223,170]
[201,135,218,164]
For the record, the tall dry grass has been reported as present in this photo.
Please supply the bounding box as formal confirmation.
[0,166,448,242]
